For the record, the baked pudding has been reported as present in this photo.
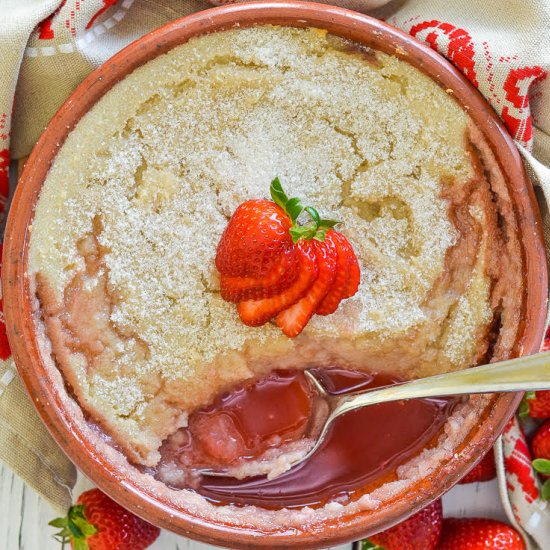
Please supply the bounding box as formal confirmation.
[29,25,523,525]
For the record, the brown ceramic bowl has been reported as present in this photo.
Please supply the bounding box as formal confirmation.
[3,2,547,548]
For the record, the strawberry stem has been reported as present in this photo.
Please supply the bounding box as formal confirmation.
[304,206,320,226]
[270,177,340,243]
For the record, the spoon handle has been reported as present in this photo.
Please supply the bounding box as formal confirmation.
[331,350,550,419]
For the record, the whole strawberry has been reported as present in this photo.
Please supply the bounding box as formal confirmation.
[532,419,550,500]
[50,489,160,550]
[438,518,525,550]
[362,499,442,550]
[526,390,550,419]
[459,449,496,484]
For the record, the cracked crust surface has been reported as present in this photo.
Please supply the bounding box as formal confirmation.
[29,26,523,467]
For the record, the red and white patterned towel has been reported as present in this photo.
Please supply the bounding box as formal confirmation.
[0,1,549,547]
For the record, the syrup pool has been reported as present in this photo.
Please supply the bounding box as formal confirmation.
[157,368,456,509]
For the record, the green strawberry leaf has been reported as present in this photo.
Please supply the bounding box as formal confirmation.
[270,178,303,223]
[519,391,536,419]
[270,177,289,208]
[289,224,318,242]
[50,504,97,550]
[73,539,90,550]
[313,228,328,242]
[533,458,550,475]
[271,178,340,241]
[67,521,84,539]
[361,540,385,550]
[48,518,67,529]
[304,206,321,226]
[285,197,303,222]
[542,479,550,501]
[74,518,97,537]
[67,505,97,537]
[319,219,340,229]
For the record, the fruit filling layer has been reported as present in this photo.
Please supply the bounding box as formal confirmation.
[163,370,314,470]
[156,368,455,508]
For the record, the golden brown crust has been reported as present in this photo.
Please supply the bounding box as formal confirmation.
[467,124,524,360]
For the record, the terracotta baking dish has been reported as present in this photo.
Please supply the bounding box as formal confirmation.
[2,2,547,548]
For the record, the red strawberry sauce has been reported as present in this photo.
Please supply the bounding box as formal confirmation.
[156,368,456,508]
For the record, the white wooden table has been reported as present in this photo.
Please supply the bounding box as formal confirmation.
[0,461,507,550]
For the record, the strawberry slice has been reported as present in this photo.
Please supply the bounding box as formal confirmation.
[220,247,299,303]
[317,231,360,314]
[238,242,318,327]
[342,234,360,299]
[275,238,338,337]
[316,231,350,315]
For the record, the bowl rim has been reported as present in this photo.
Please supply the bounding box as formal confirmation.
[2,2,548,548]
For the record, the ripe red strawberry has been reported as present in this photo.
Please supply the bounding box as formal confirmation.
[316,230,358,315]
[532,420,550,461]
[531,420,550,500]
[238,242,318,326]
[276,238,338,337]
[438,518,525,550]
[459,449,496,484]
[365,499,442,550]
[527,391,550,418]
[220,246,299,302]
[215,199,293,278]
[49,489,160,550]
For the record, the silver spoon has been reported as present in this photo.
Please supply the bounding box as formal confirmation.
[199,351,550,478]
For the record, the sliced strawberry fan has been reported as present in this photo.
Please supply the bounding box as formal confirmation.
[316,230,360,315]
[217,178,360,337]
